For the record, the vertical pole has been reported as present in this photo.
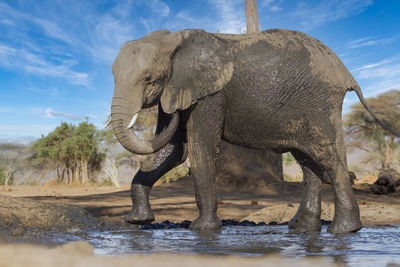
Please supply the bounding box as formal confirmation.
[245,0,260,34]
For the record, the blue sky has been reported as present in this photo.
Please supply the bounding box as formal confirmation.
[0,0,399,143]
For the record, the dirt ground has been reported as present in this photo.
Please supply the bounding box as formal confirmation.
[1,176,400,226]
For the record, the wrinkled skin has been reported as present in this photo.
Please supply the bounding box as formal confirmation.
[110,29,393,233]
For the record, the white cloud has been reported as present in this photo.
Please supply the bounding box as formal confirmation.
[43,108,84,121]
[0,19,15,26]
[176,11,198,24]
[0,43,89,86]
[346,36,397,49]
[352,58,395,73]
[261,0,276,7]
[261,0,283,12]
[352,56,400,96]
[270,6,283,12]
[208,0,246,34]
[293,0,373,29]
[82,2,138,64]
[33,18,77,46]
[0,2,77,46]
[151,0,170,17]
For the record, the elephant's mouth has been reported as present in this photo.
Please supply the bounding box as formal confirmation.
[110,96,179,155]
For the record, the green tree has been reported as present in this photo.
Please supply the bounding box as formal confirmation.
[33,121,105,184]
[345,90,400,170]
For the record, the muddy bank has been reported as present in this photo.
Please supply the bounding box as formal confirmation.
[0,241,342,267]
[0,194,99,229]
[245,201,400,226]
[0,194,108,244]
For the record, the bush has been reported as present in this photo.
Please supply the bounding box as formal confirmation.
[283,152,296,166]
[158,165,190,184]
[0,166,14,185]
[98,177,114,186]
[283,173,303,182]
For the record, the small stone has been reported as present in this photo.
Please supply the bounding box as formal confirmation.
[11,226,24,236]
[287,203,294,207]
[251,200,258,205]
[217,200,224,205]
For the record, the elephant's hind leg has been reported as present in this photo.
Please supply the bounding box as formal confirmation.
[126,107,188,224]
[324,155,362,233]
[288,165,322,232]
[187,93,224,230]
[309,143,361,233]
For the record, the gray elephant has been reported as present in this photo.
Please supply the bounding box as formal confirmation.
[110,29,399,233]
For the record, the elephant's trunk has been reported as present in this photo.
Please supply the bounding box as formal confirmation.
[111,96,179,155]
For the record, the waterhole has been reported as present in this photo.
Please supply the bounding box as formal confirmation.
[18,225,400,267]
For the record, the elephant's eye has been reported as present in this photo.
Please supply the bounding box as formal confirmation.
[144,74,152,82]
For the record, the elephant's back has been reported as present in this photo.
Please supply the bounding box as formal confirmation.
[224,29,358,91]
[223,29,353,148]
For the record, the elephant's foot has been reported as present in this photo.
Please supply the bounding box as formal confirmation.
[126,183,155,224]
[288,211,321,232]
[189,214,222,230]
[327,216,362,233]
[125,205,155,224]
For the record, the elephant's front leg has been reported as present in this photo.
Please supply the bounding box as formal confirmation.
[187,93,224,230]
[288,165,322,232]
[125,108,188,224]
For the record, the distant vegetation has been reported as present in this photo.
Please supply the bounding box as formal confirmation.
[33,121,105,184]
[345,90,400,172]
[0,143,26,185]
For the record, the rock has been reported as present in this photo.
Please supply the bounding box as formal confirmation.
[10,226,24,236]
[371,169,400,195]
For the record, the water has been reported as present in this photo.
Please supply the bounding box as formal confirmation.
[81,225,400,267]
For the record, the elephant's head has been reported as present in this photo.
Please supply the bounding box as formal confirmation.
[111,29,234,155]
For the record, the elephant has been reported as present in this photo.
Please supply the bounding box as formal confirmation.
[110,28,400,233]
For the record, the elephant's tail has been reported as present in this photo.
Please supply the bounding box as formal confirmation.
[351,86,400,137]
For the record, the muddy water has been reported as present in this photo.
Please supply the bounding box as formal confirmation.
[92,225,400,266]
[9,225,400,267]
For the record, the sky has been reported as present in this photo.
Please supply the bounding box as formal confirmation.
[0,0,399,143]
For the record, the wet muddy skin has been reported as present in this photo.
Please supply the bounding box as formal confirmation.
[1,220,399,267]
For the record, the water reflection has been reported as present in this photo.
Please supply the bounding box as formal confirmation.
[87,225,400,267]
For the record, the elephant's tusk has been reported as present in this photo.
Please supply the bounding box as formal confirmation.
[127,114,138,129]
[104,116,112,129]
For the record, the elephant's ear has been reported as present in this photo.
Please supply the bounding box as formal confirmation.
[161,30,234,114]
